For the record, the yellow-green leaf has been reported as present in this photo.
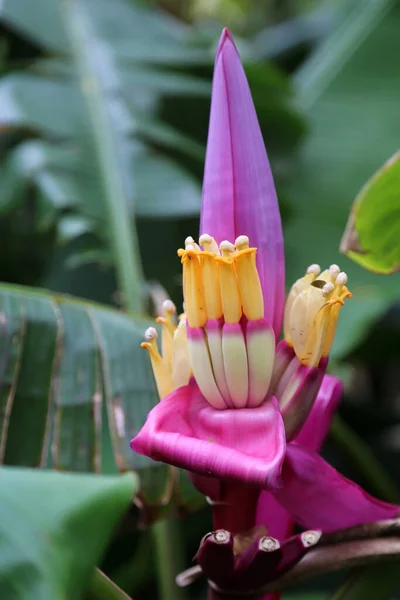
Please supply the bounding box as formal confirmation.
[340,151,400,274]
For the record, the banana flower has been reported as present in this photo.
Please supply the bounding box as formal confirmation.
[131,29,398,545]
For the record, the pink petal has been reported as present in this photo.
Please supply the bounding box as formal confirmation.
[295,373,342,452]
[131,381,286,488]
[256,492,294,541]
[200,28,285,336]
[274,444,399,533]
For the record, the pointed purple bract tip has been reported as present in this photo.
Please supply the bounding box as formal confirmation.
[216,27,236,57]
[200,28,285,337]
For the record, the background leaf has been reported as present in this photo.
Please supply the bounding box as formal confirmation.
[0,467,136,600]
[0,282,173,506]
[340,151,400,274]
[0,0,205,264]
[0,0,305,299]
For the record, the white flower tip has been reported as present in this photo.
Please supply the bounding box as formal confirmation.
[234,235,249,250]
[329,264,340,278]
[162,299,176,314]
[336,272,348,286]
[199,233,212,246]
[185,236,195,247]
[220,240,235,255]
[213,530,230,544]
[259,536,280,552]
[301,530,322,547]
[307,264,321,275]
[322,282,334,297]
[144,327,157,341]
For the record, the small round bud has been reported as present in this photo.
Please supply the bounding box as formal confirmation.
[199,233,212,247]
[219,240,235,256]
[329,264,340,279]
[162,299,176,315]
[307,264,321,275]
[322,282,334,297]
[234,235,249,250]
[336,272,348,286]
[144,327,157,341]
[185,236,195,247]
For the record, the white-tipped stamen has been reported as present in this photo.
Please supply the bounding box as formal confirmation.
[307,264,321,275]
[322,282,334,297]
[329,264,340,279]
[199,233,212,246]
[162,299,176,315]
[145,327,158,340]
[199,233,219,254]
[219,240,236,256]
[234,235,249,250]
[185,236,195,247]
[336,271,348,286]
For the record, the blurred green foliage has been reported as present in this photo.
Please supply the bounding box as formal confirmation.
[0,468,136,600]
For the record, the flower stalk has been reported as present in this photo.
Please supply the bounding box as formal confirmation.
[211,483,259,535]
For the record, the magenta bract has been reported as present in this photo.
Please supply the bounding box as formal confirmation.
[200,28,284,337]
[132,380,286,489]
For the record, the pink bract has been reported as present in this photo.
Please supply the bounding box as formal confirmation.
[200,28,284,337]
[132,381,286,488]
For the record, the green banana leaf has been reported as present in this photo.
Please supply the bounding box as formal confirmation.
[0,0,206,246]
[0,282,202,510]
[0,466,136,600]
[340,151,400,274]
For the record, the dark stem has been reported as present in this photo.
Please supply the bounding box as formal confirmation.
[212,482,259,535]
[209,483,260,600]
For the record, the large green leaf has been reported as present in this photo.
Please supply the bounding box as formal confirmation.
[0,467,136,600]
[285,0,400,358]
[0,282,171,505]
[340,151,400,274]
